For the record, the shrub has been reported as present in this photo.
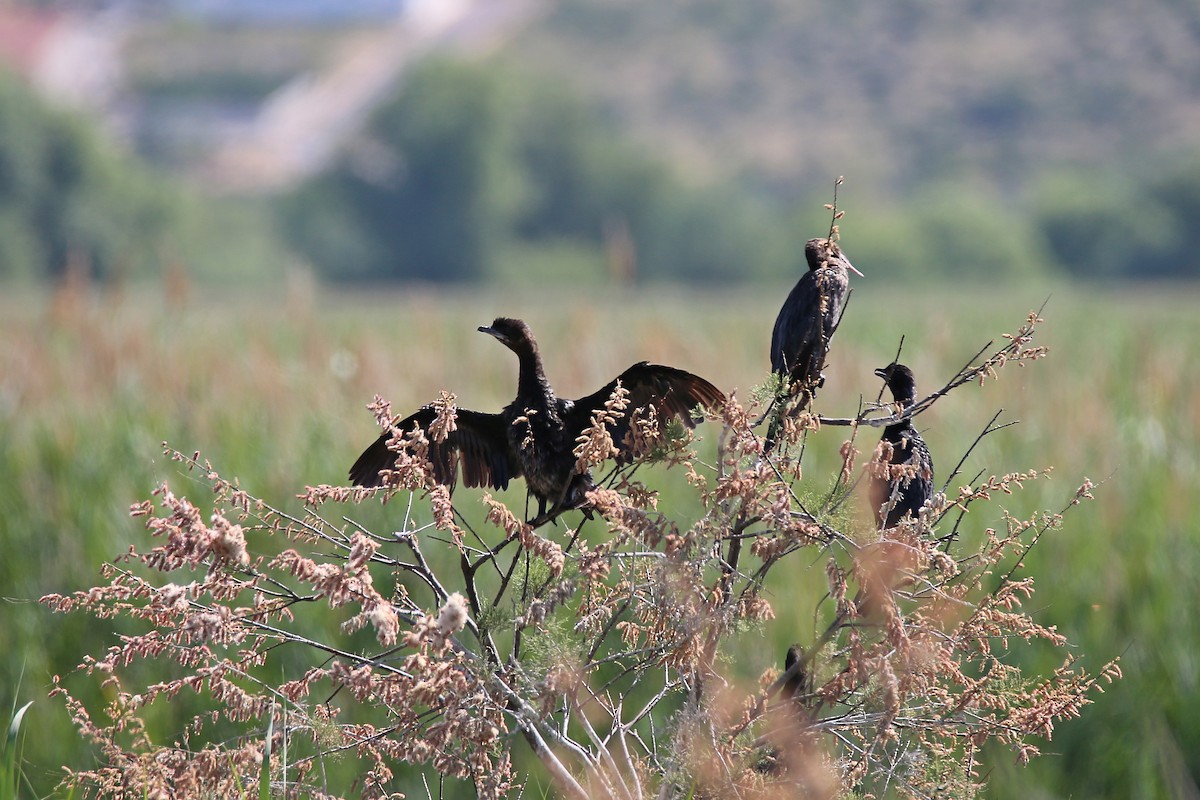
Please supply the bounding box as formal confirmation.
[43,309,1118,798]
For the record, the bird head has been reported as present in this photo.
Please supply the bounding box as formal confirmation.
[479,317,535,353]
[874,362,918,405]
[805,238,863,277]
[781,644,806,699]
[785,644,803,672]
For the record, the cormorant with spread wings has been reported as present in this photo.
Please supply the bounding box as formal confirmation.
[350,317,725,521]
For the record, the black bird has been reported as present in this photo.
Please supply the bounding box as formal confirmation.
[753,644,811,775]
[350,317,725,521]
[765,238,861,449]
[780,644,807,704]
[869,363,935,528]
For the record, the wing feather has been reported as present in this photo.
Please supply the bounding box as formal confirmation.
[349,406,518,490]
[564,362,725,463]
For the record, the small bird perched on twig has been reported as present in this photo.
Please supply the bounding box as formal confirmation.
[350,317,725,524]
[765,238,862,451]
[869,363,935,528]
[780,644,807,707]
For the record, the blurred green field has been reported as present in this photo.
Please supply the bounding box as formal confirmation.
[2,280,1198,797]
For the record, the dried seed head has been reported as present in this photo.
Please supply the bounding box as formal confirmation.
[437,592,469,636]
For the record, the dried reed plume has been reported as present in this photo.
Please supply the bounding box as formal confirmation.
[44,309,1119,799]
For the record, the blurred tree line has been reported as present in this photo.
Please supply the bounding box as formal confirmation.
[282,59,1200,285]
[1,59,1199,285]
[281,59,789,285]
[0,71,173,283]
[0,70,287,286]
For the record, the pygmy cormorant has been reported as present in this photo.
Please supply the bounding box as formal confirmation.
[765,238,861,450]
[350,317,725,521]
[781,644,806,704]
[869,363,935,528]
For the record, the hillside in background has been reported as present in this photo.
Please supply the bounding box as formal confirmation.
[2,0,1200,284]
[510,0,1200,201]
[281,0,1200,283]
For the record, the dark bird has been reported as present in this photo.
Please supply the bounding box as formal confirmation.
[869,363,935,528]
[780,644,807,704]
[765,238,861,450]
[350,317,725,521]
[753,643,812,775]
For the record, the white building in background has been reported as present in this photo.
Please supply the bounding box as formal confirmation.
[201,0,541,192]
[0,6,124,110]
[405,0,470,33]
[0,0,544,192]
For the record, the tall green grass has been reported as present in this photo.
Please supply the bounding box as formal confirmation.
[2,700,33,800]
[2,281,1197,797]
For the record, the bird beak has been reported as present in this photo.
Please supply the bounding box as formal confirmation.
[874,368,887,380]
[479,325,513,347]
[843,255,864,277]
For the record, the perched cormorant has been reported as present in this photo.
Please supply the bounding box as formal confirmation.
[752,644,811,775]
[869,363,935,528]
[781,644,806,704]
[350,318,725,520]
[765,238,861,450]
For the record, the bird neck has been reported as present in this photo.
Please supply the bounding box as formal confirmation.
[515,344,555,408]
[884,399,914,438]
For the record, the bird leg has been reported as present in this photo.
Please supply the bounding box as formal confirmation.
[526,505,592,531]
[526,503,570,529]
[526,473,599,529]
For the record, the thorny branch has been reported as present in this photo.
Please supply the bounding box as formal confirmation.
[819,306,1050,429]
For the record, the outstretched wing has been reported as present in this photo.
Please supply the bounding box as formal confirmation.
[564,362,725,464]
[349,406,519,490]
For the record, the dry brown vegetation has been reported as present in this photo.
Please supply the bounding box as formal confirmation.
[40,294,1123,798]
